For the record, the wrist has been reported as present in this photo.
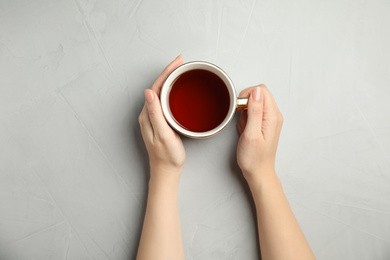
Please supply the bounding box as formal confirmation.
[242,164,276,183]
[148,172,180,207]
[148,176,180,198]
[247,173,282,199]
[243,165,280,189]
[150,161,183,176]
[149,168,181,188]
[150,159,184,174]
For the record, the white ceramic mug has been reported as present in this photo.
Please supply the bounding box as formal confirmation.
[161,61,248,138]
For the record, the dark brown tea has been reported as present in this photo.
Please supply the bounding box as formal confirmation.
[169,69,230,132]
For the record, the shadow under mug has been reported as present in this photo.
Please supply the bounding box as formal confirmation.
[161,61,248,138]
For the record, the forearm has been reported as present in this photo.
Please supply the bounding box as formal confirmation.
[247,172,315,260]
[137,173,185,260]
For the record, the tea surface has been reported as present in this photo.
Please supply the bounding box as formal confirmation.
[169,69,230,132]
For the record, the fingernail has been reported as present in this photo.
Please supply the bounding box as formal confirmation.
[176,54,182,61]
[144,90,154,104]
[252,87,261,101]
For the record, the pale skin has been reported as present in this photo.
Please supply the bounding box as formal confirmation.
[137,55,315,260]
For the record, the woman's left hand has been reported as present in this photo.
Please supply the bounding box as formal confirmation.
[138,55,185,179]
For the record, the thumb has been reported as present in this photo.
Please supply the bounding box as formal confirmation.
[243,86,264,137]
[144,89,170,135]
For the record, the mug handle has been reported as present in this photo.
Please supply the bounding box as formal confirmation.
[236,97,249,110]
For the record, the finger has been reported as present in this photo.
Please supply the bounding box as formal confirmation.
[239,84,275,103]
[138,105,153,140]
[240,84,279,115]
[262,93,284,140]
[238,86,256,98]
[144,89,172,139]
[259,85,279,114]
[151,54,183,96]
[237,110,247,135]
[243,87,264,137]
[260,85,283,129]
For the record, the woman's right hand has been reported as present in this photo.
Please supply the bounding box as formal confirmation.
[237,85,284,183]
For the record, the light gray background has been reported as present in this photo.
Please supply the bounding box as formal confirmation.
[1,0,390,259]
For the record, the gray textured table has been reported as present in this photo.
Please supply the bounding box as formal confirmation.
[1,0,390,259]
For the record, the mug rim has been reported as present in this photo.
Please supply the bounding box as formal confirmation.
[161,61,237,138]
